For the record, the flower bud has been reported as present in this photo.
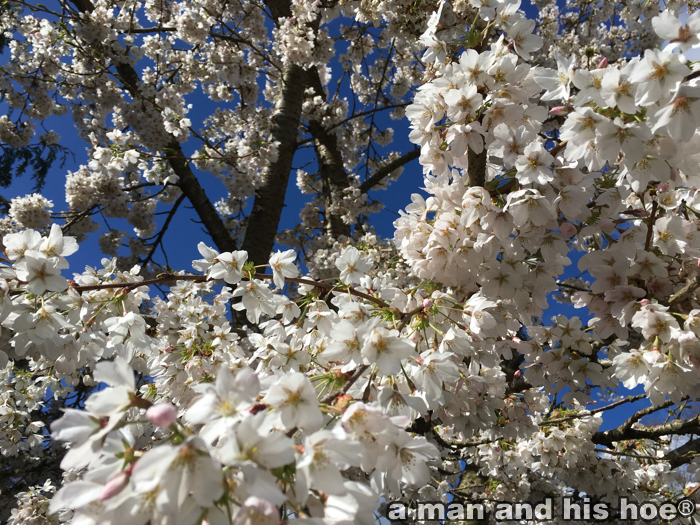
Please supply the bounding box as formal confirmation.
[549,106,570,116]
[423,298,434,309]
[334,394,354,411]
[54,354,77,375]
[640,299,650,306]
[99,465,134,501]
[597,57,608,68]
[657,183,669,193]
[332,369,347,380]
[560,222,577,238]
[146,403,177,428]
[248,403,268,415]
[514,370,522,379]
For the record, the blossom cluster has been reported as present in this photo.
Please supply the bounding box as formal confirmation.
[400,0,700,413]
[1,0,700,522]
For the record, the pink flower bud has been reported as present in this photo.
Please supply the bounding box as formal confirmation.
[549,106,570,116]
[514,370,521,379]
[248,403,268,415]
[423,298,434,309]
[99,465,134,501]
[658,183,669,193]
[560,222,577,238]
[597,57,608,68]
[640,299,650,306]
[146,403,177,428]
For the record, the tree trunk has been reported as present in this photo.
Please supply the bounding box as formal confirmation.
[306,68,351,240]
[467,147,487,188]
[239,61,307,265]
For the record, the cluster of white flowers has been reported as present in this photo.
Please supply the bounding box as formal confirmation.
[2,0,700,522]
[8,193,54,230]
[400,0,700,417]
[0,116,35,148]
[272,0,320,65]
[0,216,691,523]
[7,480,59,525]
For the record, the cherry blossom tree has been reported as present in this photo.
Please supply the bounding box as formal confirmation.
[1,0,700,523]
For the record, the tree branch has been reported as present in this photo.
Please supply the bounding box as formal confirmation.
[592,407,698,447]
[68,272,391,309]
[142,193,186,267]
[358,147,420,194]
[668,276,700,310]
[296,103,410,146]
[319,364,370,405]
[306,67,351,239]
[68,0,236,254]
[168,143,237,252]
[240,60,307,265]
[664,437,700,469]
[467,147,487,188]
[540,394,647,426]
[644,199,658,252]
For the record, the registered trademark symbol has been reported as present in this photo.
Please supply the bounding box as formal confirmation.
[677,498,696,518]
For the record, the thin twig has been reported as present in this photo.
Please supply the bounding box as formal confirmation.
[67,272,391,309]
[396,305,425,332]
[644,200,658,252]
[540,394,646,426]
[320,364,370,405]
[668,276,700,310]
[142,193,186,267]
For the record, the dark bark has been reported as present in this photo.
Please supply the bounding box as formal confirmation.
[358,147,420,194]
[668,276,700,310]
[665,437,700,469]
[593,412,700,448]
[467,147,487,188]
[306,68,351,239]
[240,61,307,265]
[453,463,490,525]
[265,0,293,18]
[168,142,237,253]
